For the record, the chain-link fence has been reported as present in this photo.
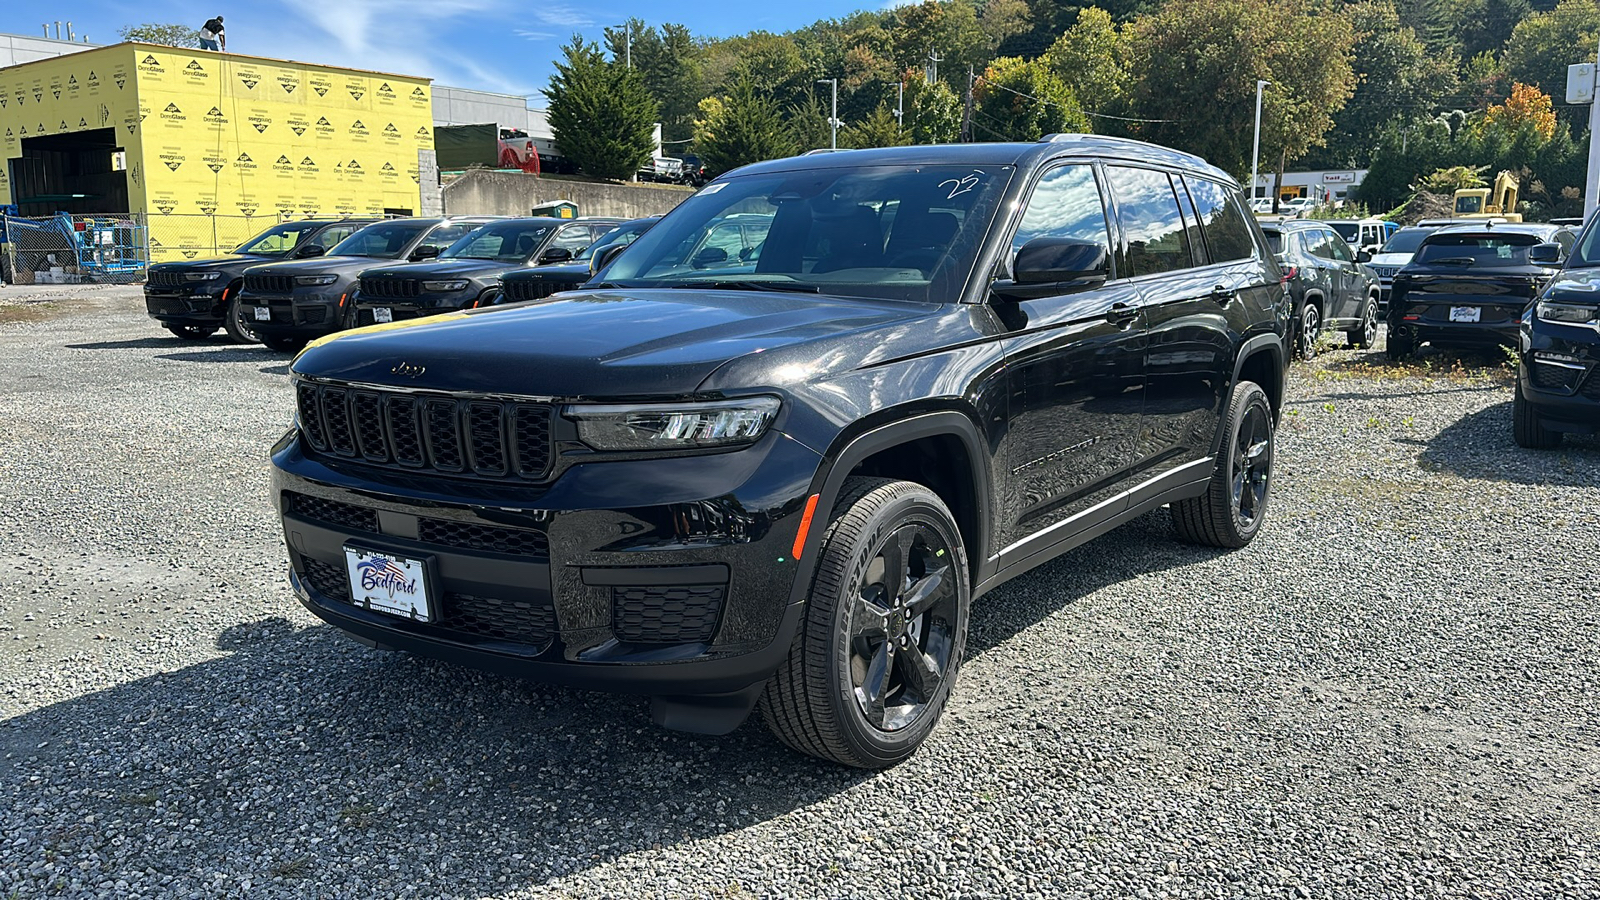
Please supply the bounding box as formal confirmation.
[0,213,149,285]
[145,213,294,264]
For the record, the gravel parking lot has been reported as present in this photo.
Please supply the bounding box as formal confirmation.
[2,286,1598,899]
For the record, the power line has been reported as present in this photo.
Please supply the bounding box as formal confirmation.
[981,80,1177,124]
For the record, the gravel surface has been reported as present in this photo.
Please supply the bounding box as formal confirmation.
[2,290,1598,899]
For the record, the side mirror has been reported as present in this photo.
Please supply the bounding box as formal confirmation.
[295,244,327,258]
[409,245,441,262]
[1529,242,1563,266]
[692,246,729,268]
[590,242,628,276]
[991,238,1109,301]
[539,246,574,264]
[1356,249,1372,263]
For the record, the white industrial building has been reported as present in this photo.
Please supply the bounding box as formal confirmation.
[1248,169,1370,204]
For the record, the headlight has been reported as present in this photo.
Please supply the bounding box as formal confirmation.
[183,272,222,282]
[566,397,781,451]
[1535,300,1600,325]
[422,279,470,292]
[295,274,338,286]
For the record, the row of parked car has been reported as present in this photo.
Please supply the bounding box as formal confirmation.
[144,215,661,352]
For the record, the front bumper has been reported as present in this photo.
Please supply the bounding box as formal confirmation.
[351,291,473,326]
[272,428,824,697]
[144,286,228,325]
[1520,324,1600,433]
[244,290,343,338]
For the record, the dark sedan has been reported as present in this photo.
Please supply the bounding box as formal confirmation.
[350,217,622,326]
[1387,223,1570,359]
[498,216,659,303]
[144,219,375,343]
[240,217,498,352]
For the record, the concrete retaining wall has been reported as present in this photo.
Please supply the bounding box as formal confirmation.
[441,170,692,219]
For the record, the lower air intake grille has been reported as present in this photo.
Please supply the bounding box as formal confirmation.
[1531,362,1581,392]
[287,492,379,532]
[612,584,726,644]
[417,519,549,558]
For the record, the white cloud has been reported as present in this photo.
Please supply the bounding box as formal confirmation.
[514,29,557,40]
[527,4,594,27]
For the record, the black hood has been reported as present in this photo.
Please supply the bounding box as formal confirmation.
[149,253,274,274]
[246,255,396,277]
[362,259,523,281]
[501,262,589,283]
[293,287,935,398]
[1543,267,1600,303]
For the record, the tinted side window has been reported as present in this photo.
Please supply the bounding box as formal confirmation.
[1324,232,1354,262]
[549,223,596,254]
[1186,178,1257,262]
[1105,166,1193,277]
[1011,164,1112,264]
[1173,179,1208,267]
[419,223,477,253]
[1306,231,1335,260]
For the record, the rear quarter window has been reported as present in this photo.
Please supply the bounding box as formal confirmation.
[1185,178,1257,263]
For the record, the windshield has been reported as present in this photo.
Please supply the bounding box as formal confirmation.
[1327,222,1359,241]
[601,164,1012,302]
[440,221,554,261]
[327,220,432,259]
[576,220,652,261]
[1564,220,1600,267]
[1380,228,1430,255]
[1414,234,1539,266]
[235,222,325,255]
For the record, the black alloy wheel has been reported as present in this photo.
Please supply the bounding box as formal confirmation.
[1171,381,1275,548]
[1298,303,1321,360]
[1349,300,1379,349]
[761,477,970,768]
[223,291,261,344]
[164,324,217,341]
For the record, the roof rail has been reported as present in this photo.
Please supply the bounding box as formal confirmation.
[1039,133,1148,147]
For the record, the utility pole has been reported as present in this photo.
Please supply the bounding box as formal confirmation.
[927,48,943,86]
[960,65,974,143]
[613,23,631,69]
[818,78,839,150]
[1250,80,1270,204]
[895,81,904,129]
[1571,38,1600,221]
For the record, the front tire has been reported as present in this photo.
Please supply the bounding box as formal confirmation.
[760,477,970,768]
[222,291,260,344]
[1513,378,1562,449]
[1171,381,1275,549]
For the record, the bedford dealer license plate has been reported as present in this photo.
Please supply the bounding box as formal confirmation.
[254,306,271,321]
[373,307,394,323]
[1449,306,1481,323]
[344,546,432,622]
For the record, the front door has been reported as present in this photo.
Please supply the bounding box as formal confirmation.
[996,162,1146,556]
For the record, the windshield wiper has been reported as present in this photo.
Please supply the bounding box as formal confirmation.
[1429,257,1477,266]
[668,280,820,294]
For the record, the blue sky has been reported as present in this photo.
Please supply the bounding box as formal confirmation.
[7,0,878,103]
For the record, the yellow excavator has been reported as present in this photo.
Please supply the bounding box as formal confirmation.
[1452,170,1522,222]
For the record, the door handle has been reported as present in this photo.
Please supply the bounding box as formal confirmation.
[1210,284,1236,306]
[1107,302,1139,328]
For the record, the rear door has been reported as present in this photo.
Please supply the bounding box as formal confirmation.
[996,162,1146,554]
[1320,227,1365,322]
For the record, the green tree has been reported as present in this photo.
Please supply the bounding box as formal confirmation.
[788,90,836,152]
[1125,0,1356,181]
[973,56,1089,141]
[609,22,704,145]
[905,74,963,143]
[695,76,799,176]
[842,103,912,148]
[1504,0,1600,96]
[546,37,660,181]
[1042,7,1129,118]
[118,22,200,47]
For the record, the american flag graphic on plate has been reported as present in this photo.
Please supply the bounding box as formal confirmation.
[343,547,431,621]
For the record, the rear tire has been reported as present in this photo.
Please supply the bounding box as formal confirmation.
[760,477,970,768]
[1513,378,1562,449]
[1385,327,1414,361]
[1297,303,1321,360]
[1171,381,1275,549]
[1348,299,1378,349]
[164,325,216,341]
[222,291,260,344]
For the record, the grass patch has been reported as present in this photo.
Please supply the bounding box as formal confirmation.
[120,791,158,807]
[0,302,58,325]
[339,803,376,828]
[269,855,313,878]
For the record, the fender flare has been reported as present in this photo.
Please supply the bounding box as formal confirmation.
[786,409,993,605]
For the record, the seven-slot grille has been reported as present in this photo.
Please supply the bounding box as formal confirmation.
[359,276,422,299]
[245,273,297,294]
[296,381,552,479]
[501,278,559,303]
[147,270,185,287]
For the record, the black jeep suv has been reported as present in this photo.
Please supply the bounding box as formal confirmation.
[1388,223,1569,359]
[1259,219,1380,358]
[274,138,1288,767]
[1515,221,1600,448]
[241,217,498,353]
[497,216,659,303]
[144,219,375,343]
[350,217,622,325]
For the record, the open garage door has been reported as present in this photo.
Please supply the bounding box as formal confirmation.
[9,128,129,216]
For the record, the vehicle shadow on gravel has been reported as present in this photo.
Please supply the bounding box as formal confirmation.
[1410,400,1600,487]
[66,337,203,351]
[0,517,1215,895]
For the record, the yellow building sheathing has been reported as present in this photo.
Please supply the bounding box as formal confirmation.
[0,43,434,261]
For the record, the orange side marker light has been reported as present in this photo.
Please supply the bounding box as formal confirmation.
[791,493,821,560]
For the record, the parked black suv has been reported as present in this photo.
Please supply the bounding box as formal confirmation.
[1514,222,1600,448]
[241,217,498,353]
[498,216,659,303]
[274,138,1288,767]
[144,219,376,343]
[1259,219,1379,358]
[350,217,622,325]
[1388,223,1568,360]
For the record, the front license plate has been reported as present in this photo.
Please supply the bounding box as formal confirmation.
[373,307,394,323]
[344,546,432,622]
[254,305,271,321]
[1449,306,1481,323]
